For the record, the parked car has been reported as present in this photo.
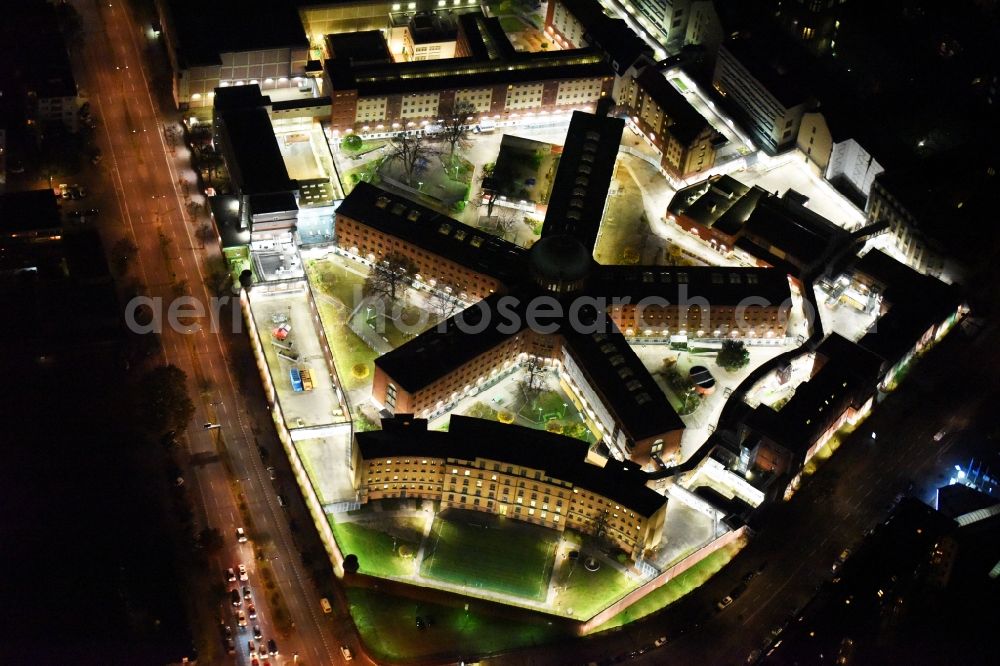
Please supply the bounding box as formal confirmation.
[247,602,257,619]
[238,563,248,581]
[654,636,667,647]
[236,527,248,543]
[717,595,734,610]
[253,625,262,640]
[243,585,252,601]
[237,610,247,627]
[340,646,353,661]
[226,567,237,583]
[267,638,278,656]
[230,589,241,606]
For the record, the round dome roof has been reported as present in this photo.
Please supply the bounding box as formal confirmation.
[529,234,592,291]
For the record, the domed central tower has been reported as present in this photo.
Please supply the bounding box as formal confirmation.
[529,234,592,294]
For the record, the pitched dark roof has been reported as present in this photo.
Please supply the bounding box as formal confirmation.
[589,265,792,307]
[558,0,652,73]
[336,183,526,285]
[356,415,667,516]
[740,194,848,267]
[456,12,516,61]
[542,111,624,252]
[668,175,765,236]
[562,321,686,441]
[373,291,530,394]
[634,66,712,145]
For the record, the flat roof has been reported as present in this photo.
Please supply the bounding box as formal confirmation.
[356,415,667,516]
[0,190,62,234]
[456,12,515,61]
[335,182,526,284]
[163,0,307,68]
[325,48,613,97]
[216,100,297,196]
[326,31,392,66]
[541,112,624,252]
[721,33,811,109]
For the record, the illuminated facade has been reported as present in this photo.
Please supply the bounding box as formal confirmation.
[353,415,669,558]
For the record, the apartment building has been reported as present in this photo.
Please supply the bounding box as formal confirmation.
[156,0,310,109]
[620,60,720,179]
[713,35,813,155]
[353,415,668,558]
[324,13,615,134]
[612,0,692,53]
[768,0,846,57]
[544,0,652,75]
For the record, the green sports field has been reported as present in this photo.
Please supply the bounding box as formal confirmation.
[420,510,558,601]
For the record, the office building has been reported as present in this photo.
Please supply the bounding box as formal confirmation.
[712,34,814,154]
[156,0,310,108]
[212,86,299,235]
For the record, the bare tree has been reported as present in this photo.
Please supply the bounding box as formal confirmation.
[364,252,419,302]
[479,163,501,218]
[386,132,435,186]
[521,355,546,394]
[428,284,462,322]
[492,208,518,240]
[440,100,477,161]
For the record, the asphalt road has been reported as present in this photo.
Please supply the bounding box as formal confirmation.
[488,316,994,666]
[69,1,361,663]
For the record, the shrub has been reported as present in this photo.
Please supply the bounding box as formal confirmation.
[498,411,515,424]
[342,134,363,151]
[351,363,370,379]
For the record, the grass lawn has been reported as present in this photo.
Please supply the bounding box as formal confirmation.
[307,258,378,391]
[592,540,743,632]
[329,518,422,578]
[421,510,557,601]
[347,586,571,663]
[557,561,640,619]
[499,15,525,33]
[317,299,377,392]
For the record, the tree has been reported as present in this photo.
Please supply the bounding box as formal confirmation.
[481,208,518,241]
[428,284,462,322]
[440,100,477,160]
[717,339,750,372]
[364,252,418,302]
[239,269,253,290]
[479,163,500,218]
[344,554,360,574]
[521,356,546,395]
[137,365,195,435]
[342,133,363,151]
[386,132,435,186]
